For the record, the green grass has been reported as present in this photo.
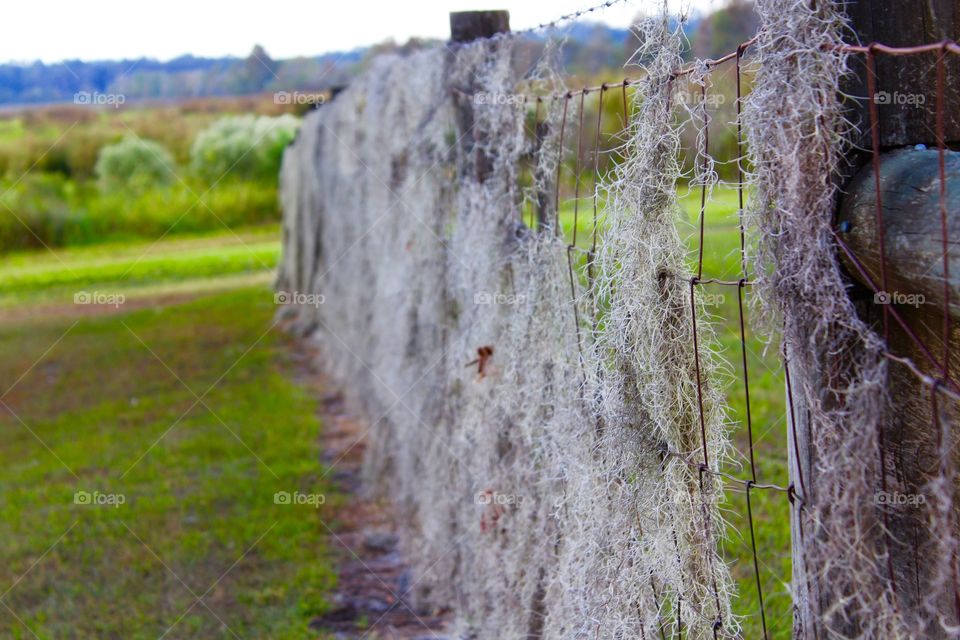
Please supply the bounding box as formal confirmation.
[679,186,792,639]
[0,226,280,311]
[0,235,335,638]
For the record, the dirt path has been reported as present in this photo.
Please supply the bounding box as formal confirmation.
[0,272,273,326]
[286,339,453,640]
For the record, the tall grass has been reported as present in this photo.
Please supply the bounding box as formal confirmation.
[0,174,279,251]
[0,97,296,253]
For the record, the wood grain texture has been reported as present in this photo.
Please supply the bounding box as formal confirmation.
[842,0,960,148]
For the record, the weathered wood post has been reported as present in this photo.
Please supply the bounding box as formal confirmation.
[791,1,960,637]
[449,10,510,185]
[534,117,554,231]
[450,10,509,43]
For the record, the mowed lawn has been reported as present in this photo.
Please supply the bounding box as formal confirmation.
[0,229,337,639]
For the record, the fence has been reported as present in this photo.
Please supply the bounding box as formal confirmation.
[276,0,960,637]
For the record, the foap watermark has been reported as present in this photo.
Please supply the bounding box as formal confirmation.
[473,92,525,107]
[274,91,326,106]
[873,290,925,308]
[74,490,126,508]
[74,91,126,109]
[475,491,524,506]
[674,90,726,108]
[875,491,926,506]
[74,291,125,307]
[474,291,527,306]
[874,91,926,107]
[699,292,726,307]
[476,489,524,533]
[274,290,325,307]
[274,490,326,508]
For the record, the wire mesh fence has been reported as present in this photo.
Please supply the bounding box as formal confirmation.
[277,1,960,636]
[512,38,792,639]
[511,34,960,640]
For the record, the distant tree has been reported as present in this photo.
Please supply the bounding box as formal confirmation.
[362,39,400,63]
[624,1,755,62]
[690,0,758,60]
[232,45,278,94]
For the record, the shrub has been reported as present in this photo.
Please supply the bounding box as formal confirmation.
[95,136,176,191]
[0,173,77,251]
[189,114,299,184]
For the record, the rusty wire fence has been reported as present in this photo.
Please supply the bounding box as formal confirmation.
[505,36,960,638]
[275,0,960,629]
[511,40,791,638]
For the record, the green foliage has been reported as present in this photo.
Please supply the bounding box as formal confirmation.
[0,178,280,253]
[0,98,294,254]
[94,135,176,191]
[190,114,299,183]
[0,173,76,249]
[84,179,280,240]
[689,0,759,60]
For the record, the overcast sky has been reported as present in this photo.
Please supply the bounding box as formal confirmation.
[0,0,730,64]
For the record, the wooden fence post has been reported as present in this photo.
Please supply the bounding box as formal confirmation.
[450,10,510,43]
[842,0,960,152]
[534,117,554,231]
[792,1,960,637]
[449,10,510,185]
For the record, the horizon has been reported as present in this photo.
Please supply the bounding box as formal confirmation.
[2,0,728,66]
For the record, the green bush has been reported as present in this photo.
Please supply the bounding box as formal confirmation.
[95,136,176,191]
[0,173,77,251]
[0,101,292,254]
[189,114,299,183]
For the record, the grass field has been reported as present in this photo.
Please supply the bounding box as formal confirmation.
[0,184,791,638]
[675,186,792,639]
[0,230,337,639]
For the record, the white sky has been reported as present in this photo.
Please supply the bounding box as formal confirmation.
[0,0,727,64]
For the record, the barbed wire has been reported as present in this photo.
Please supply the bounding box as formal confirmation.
[450,0,633,44]
[513,0,633,37]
